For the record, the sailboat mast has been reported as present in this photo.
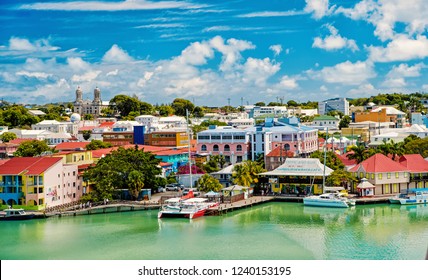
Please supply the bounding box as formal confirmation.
[322,127,328,191]
[186,109,192,188]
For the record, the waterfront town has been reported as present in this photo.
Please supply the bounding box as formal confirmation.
[1,87,428,215]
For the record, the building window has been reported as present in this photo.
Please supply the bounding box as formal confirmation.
[201,145,207,151]
[224,145,230,152]
[213,145,219,151]
[395,172,399,178]
[384,184,390,194]
[393,184,398,193]
[387,173,391,179]
[378,174,382,179]
[237,145,242,151]
[237,156,242,162]
[225,156,230,163]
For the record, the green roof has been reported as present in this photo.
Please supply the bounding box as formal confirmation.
[314,115,337,121]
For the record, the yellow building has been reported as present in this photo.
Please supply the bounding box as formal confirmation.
[341,127,370,142]
[145,130,189,147]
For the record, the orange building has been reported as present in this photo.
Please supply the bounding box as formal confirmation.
[102,131,134,146]
[354,107,406,128]
[145,130,190,147]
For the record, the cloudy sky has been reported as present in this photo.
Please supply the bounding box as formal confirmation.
[1,0,428,106]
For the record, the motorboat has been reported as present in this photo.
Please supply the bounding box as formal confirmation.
[303,192,355,208]
[0,208,35,221]
[390,192,410,204]
[158,197,218,219]
[399,190,428,205]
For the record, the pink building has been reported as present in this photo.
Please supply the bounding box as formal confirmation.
[0,157,82,209]
[197,126,250,164]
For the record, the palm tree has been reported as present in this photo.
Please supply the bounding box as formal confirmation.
[232,161,266,187]
[347,144,370,164]
[127,170,144,200]
[377,139,391,157]
[389,140,404,161]
[197,174,222,192]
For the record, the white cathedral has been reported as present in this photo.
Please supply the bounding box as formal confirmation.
[73,86,109,117]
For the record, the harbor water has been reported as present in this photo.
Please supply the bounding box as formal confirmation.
[1,202,427,260]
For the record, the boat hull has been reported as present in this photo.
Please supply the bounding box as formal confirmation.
[303,197,349,208]
[0,214,35,221]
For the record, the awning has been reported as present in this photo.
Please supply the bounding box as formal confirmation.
[259,158,333,177]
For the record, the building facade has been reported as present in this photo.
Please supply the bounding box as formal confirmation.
[318,98,349,116]
[73,86,109,117]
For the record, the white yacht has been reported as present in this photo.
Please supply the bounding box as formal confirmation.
[303,192,354,208]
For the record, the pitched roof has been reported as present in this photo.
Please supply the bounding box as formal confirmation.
[266,146,294,157]
[9,138,34,145]
[398,154,428,172]
[55,142,90,151]
[99,122,115,128]
[0,157,62,175]
[350,153,409,173]
[337,153,357,167]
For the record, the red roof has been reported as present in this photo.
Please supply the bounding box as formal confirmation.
[78,126,97,131]
[99,122,115,128]
[160,162,173,167]
[266,146,294,157]
[0,157,62,175]
[9,138,34,145]
[55,142,90,151]
[337,152,357,167]
[350,153,409,173]
[399,154,428,172]
[91,147,116,158]
[0,159,10,166]
[154,148,189,156]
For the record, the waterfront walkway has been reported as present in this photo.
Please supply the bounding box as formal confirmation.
[207,196,274,215]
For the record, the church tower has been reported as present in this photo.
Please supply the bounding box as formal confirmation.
[93,87,101,104]
[75,86,83,102]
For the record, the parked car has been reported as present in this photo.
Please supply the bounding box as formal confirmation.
[165,184,179,191]
[182,188,200,196]
[157,186,166,193]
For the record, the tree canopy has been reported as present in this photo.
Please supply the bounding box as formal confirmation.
[197,174,223,192]
[85,139,113,150]
[83,146,162,201]
[14,140,52,157]
[0,132,17,143]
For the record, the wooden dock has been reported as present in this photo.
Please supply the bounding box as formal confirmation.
[206,196,274,215]
[45,202,160,218]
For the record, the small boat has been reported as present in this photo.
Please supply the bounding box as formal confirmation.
[158,197,218,219]
[303,193,355,208]
[0,208,35,221]
[389,192,409,204]
[399,190,428,205]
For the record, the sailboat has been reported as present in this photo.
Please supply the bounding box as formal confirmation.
[303,129,356,208]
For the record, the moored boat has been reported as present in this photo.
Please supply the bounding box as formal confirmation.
[303,193,351,208]
[0,208,36,221]
[158,197,218,219]
[399,190,428,205]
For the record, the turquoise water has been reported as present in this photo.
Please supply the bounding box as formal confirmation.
[0,203,427,260]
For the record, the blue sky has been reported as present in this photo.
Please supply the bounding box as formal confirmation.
[1,0,428,106]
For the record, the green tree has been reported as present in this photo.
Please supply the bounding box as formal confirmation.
[82,130,91,141]
[254,102,265,106]
[404,137,428,158]
[326,169,357,187]
[287,100,298,107]
[171,98,195,116]
[339,115,351,129]
[193,106,205,118]
[310,150,345,170]
[127,170,145,200]
[85,140,113,150]
[210,154,226,169]
[232,161,266,187]
[157,105,174,116]
[0,105,39,128]
[347,144,370,164]
[84,146,162,201]
[197,174,223,192]
[0,132,17,143]
[14,140,52,157]
[110,95,141,117]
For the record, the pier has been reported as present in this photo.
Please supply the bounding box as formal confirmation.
[206,196,274,215]
[45,201,160,218]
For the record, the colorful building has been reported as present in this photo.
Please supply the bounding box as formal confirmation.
[145,130,190,148]
[350,153,409,195]
[354,107,406,128]
[0,157,81,210]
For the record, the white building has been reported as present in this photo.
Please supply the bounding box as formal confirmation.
[112,120,139,132]
[45,132,73,145]
[228,118,255,128]
[73,86,109,117]
[249,106,288,118]
[134,115,159,131]
[318,98,349,116]
[32,120,78,136]
[8,129,51,140]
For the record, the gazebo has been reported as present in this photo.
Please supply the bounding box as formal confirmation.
[356,178,375,197]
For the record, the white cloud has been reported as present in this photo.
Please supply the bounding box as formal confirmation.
[381,78,406,88]
[67,57,91,72]
[71,71,102,82]
[135,23,186,29]
[106,69,119,76]
[304,0,334,19]
[238,10,307,18]
[15,71,52,79]
[9,37,36,51]
[242,58,280,87]
[320,85,328,91]
[209,36,255,71]
[347,83,378,96]
[309,60,376,85]
[278,75,298,89]
[312,24,358,51]
[102,44,134,63]
[203,26,231,32]
[19,0,202,11]
[337,0,428,41]
[368,35,428,62]
[269,45,282,56]
[422,84,428,91]
[386,63,425,78]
